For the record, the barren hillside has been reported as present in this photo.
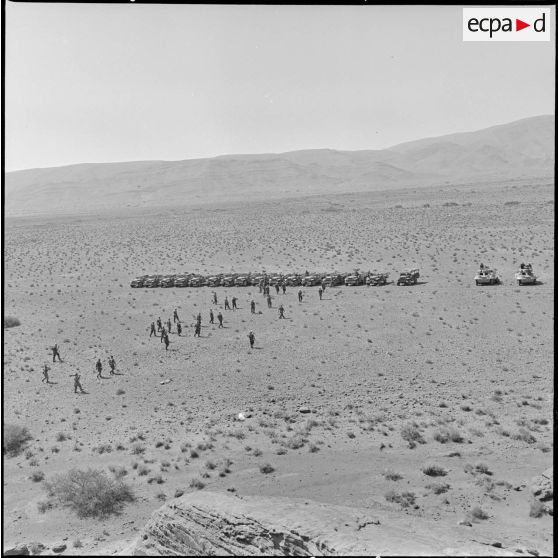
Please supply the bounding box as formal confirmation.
[5,115,553,216]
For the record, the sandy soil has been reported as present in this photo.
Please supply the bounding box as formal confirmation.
[2,179,553,555]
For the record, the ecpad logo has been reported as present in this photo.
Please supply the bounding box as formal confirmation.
[463,8,551,41]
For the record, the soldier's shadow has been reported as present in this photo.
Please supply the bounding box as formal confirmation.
[47,381,59,385]
[112,372,124,376]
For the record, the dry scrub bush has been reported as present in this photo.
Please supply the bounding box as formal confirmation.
[44,468,134,518]
[259,463,275,474]
[422,465,447,477]
[401,422,425,448]
[427,482,450,494]
[3,424,32,456]
[470,506,489,520]
[384,490,416,508]
[383,470,403,481]
[529,500,546,518]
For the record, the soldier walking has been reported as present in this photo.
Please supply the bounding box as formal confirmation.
[150,322,157,337]
[51,343,62,362]
[232,297,237,310]
[278,305,285,319]
[194,322,201,337]
[275,284,280,295]
[108,355,116,375]
[318,287,323,300]
[157,317,162,332]
[164,334,170,350]
[167,318,172,334]
[267,294,272,308]
[224,297,231,310]
[217,312,224,328]
[248,331,255,349]
[160,326,167,342]
[213,292,218,305]
[196,312,202,326]
[173,309,180,323]
[282,283,286,294]
[250,300,256,314]
[96,358,103,379]
[42,364,50,384]
[71,373,85,394]
[177,322,182,336]
[209,309,215,324]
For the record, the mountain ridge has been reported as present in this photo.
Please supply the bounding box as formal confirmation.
[5,115,554,216]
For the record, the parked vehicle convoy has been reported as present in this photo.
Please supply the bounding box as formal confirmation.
[130,276,146,288]
[515,263,537,286]
[323,274,344,287]
[302,275,321,287]
[235,276,249,287]
[397,269,420,286]
[286,275,302,286]
[475,267,501,286]
[143,275,160,288]
[366,272,389,286]
[174,276,189,287]
[344,274,365,286]
[160,275,175,287]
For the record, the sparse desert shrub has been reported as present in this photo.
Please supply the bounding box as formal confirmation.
[474,462,492,475]
[174,488,185,498]
[383,470,403,481]
[4,316,21,328]
[308,443,320,453]
[37,499,54,514]
[529,500,546,518]
[189,449,199,459]
[259,463,275,474]
[401,422,425,448]
[189,478,205,490]
[470,506,489,520]
[422,465,447,477]
[285,434,306,450]
[44,468,134,518]
[56,432,68,442]
[3,424,32,456]
[94,443,112,454]
[116,389,125,395]
[512,428,536,444]
[131,443,146,455]
[384,490,416,508]
[72,539,83,548]
[108,465,128,479]
[30,470,45,482]
[137,465,150,476]
[204,460,216,470]
[427,482,450,494]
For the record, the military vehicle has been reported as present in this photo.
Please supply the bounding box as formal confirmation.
[397,269,420,286]
[475,267,500,285]
[366,272,389,286]
[515,263,537,286]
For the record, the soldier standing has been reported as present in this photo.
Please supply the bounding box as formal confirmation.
[250,300,256,314]
[51,343,62,362]
[96,358,103,379]
[108,355,116,375]
[177,322,182,336]
[318,287,323,300]
[298,289,303,302]
[275,284,280,295]
[321,281,326,292]
[209,309,215,324]
[248,331,255,349]
[224,297,231,310]
[167,318,172,334]
[267,294,272,308]
[42,364,50,384]
[150,322,157,337]
[194,322,201,337]
[213,292,218,305]
[232,297,237,310]
[71,373,85,394]
[278,305,285,319]
[164,334,170,350]
[282,283,286,294]
[217,312,224,328]
[157,317,162,332]
[173,309,180,323]
[196,312,202,326]
[160,326,167,342]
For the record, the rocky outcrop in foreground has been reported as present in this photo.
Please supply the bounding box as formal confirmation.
[124,492,520,556]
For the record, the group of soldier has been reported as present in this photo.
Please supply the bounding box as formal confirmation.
[147,281,327,351]
[41,344,118,394]
[42,279,327,392]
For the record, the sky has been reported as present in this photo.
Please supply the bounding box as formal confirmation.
[4,3,556,171]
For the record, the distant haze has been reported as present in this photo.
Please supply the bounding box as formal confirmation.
[5,115,554,217]
[5,4,555,171]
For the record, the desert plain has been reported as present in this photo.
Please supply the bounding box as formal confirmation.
[2,178,554,555]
